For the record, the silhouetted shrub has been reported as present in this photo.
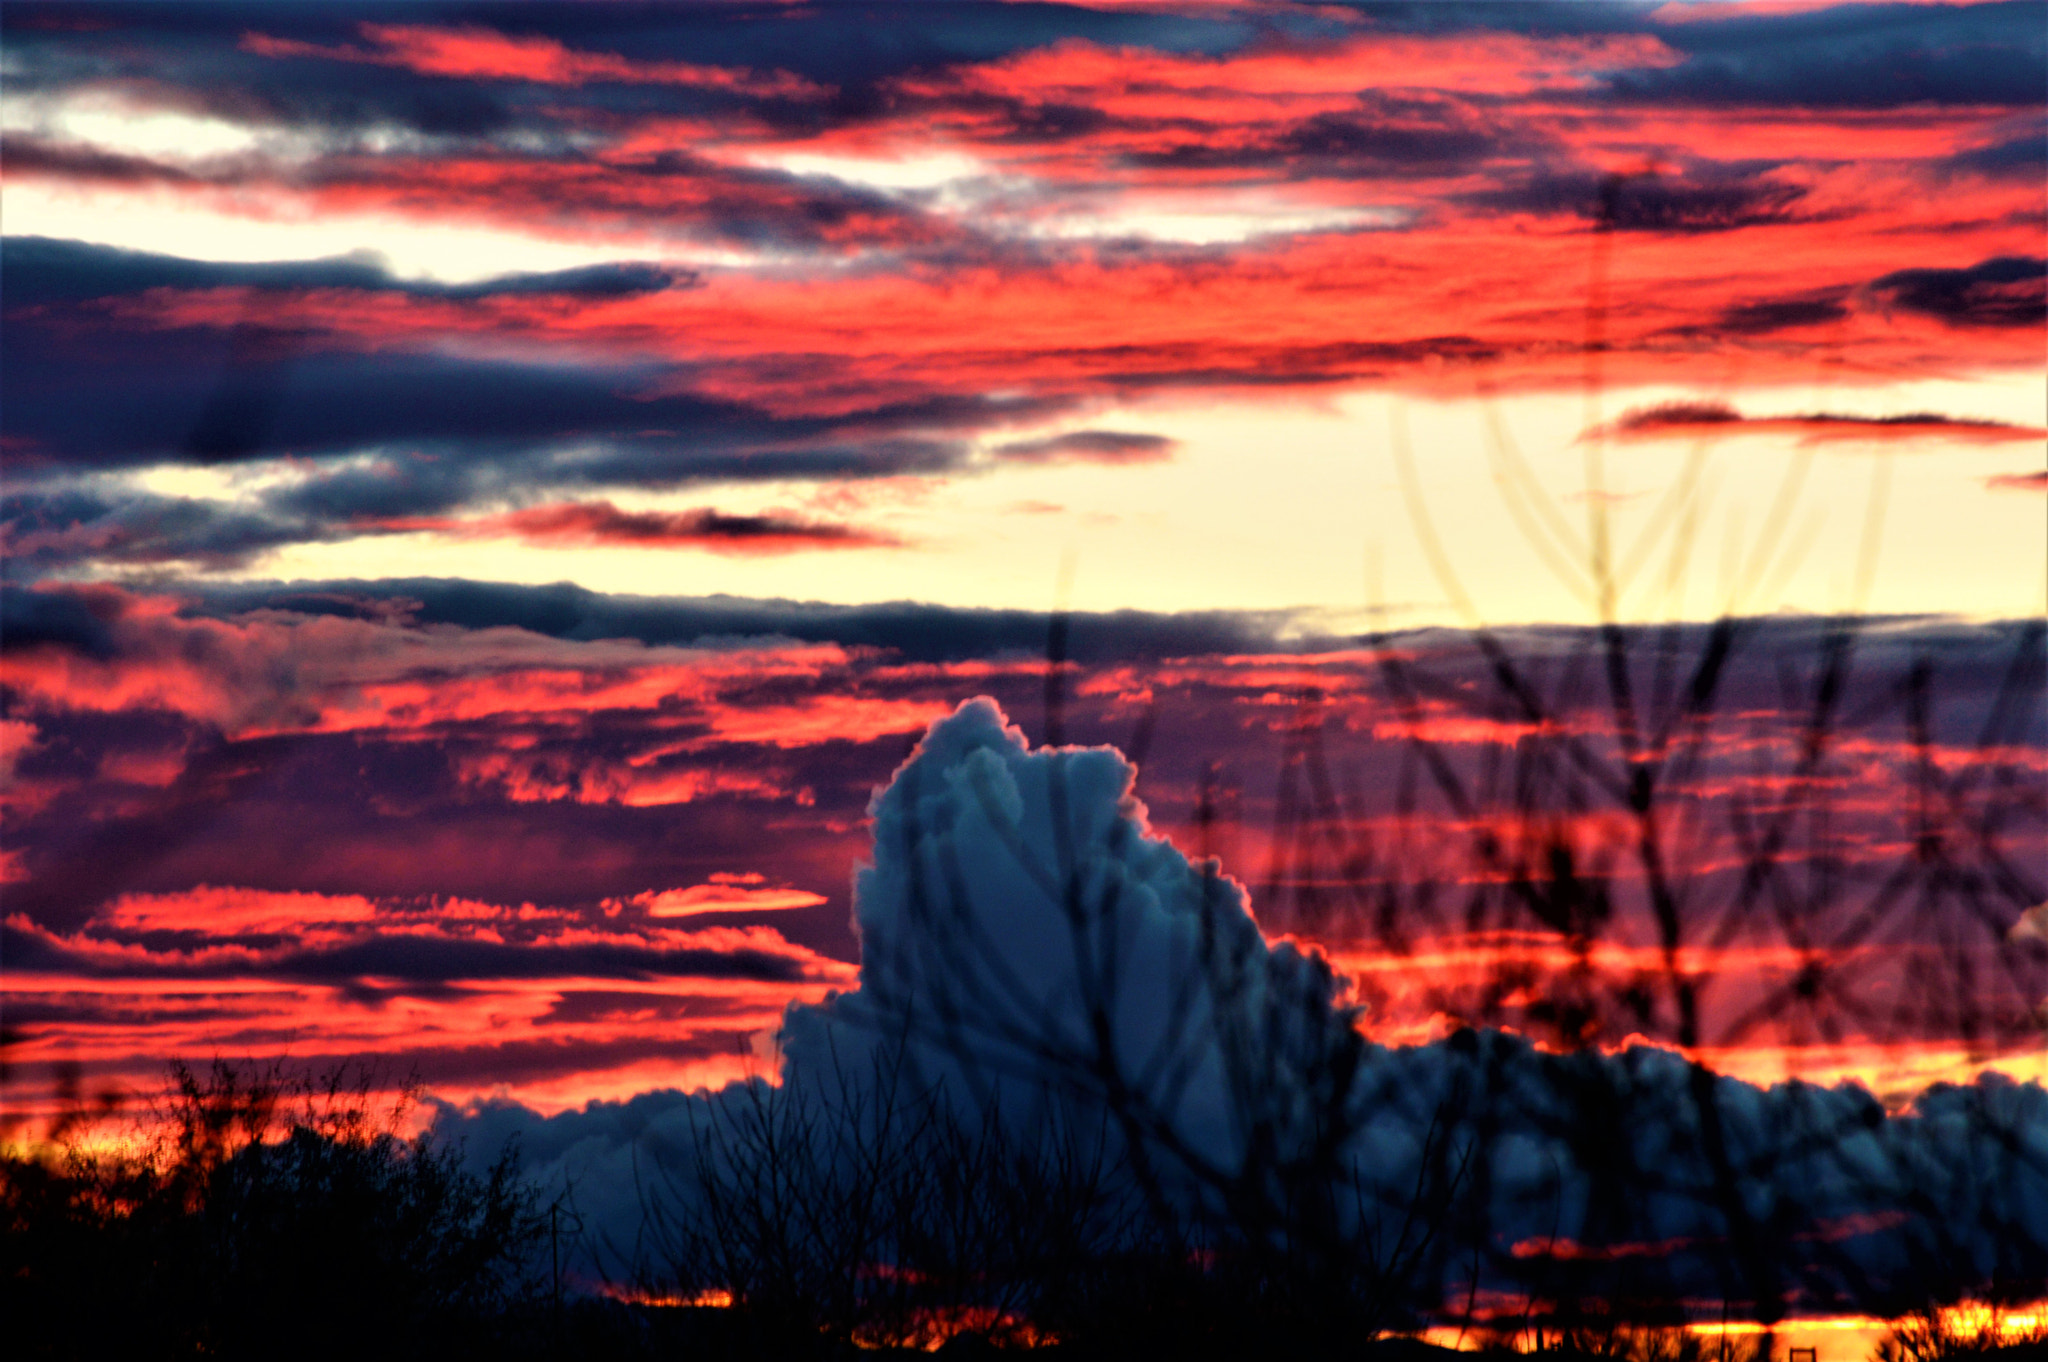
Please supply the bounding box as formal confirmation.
[2,1060,542,1361]
[1876,1297,2048,1360]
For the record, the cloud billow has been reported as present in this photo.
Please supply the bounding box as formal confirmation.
[441,699,2048,1320]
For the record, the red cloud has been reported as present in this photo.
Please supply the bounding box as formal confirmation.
[99,886,377,937]
[1591,402,2048,446]
[383,501,906,553]
[242,23,818,96]
[992,430,1178,464]
[926,30,1682,113]
[452,750,802,807]
[693,693,959,750]
[633,882,830,917]
[1512,1231,1706,1263]
[3,883,857,1122]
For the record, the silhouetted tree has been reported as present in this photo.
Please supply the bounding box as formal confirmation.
[3,1060,542,1362]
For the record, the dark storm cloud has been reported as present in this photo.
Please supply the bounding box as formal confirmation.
[0,1,1250,138]
[3,243,736,480]
[1469,170,1813,232]
[514,0,1255,82]
[275,936,812,985]
[1311,3,1659,38]
[367,1033,770,1093]
[1867,255,2047,329]
[2,238,1084,535]
[14,577,2035,715]
[3,138,213,188]
[1711,290,1851,335]
[1946,128,2048,179]
[246,435,968,528]
[1125,102,1506,176]
[1,487,905,575]
[1278,108,1500,169]
[2,236,695,306]
[2,324,988,496]
[1592,401,2048,446]
[5,344,752,469]
[0,580,118,657]
[177,577,1303,663]
[1609,0,2048,110]
[2,11,521,140]
[0,488,319,572]
[991,429,1178,464]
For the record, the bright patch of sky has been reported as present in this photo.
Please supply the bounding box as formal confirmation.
[751,148,996,193]
[220,374,2047,626]
[5,91,270,161]
[124,465,248,502]
[1,181,763,283]
[1032,199,1401,244]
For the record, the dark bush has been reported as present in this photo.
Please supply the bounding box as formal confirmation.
[2,1060,542,1361]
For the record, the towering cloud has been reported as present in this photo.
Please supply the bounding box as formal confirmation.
[783,698,1360,1182]
[440,700,2048,1322]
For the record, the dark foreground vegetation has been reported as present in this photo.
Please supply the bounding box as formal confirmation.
[7,1055,2046,1361]
[8,609,2046,1361]
[2,1062,544,1361]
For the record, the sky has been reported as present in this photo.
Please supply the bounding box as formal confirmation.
[2,1,2046,1302]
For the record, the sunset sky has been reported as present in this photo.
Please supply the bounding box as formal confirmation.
[2,0,2044,1183]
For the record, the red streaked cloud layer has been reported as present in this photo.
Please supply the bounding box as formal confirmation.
[2,879,855,1121]
[6,3,2042,465]
[382,502,907,553]
[1596,401,2048,446]
[242,23,821,96]
[3,583,2039,1125]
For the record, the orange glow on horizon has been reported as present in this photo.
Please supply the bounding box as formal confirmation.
[1419,1296,2048,1356]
